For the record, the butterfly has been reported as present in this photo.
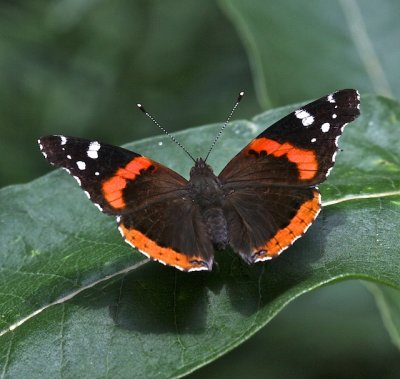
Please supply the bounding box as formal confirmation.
[38,89,360,271]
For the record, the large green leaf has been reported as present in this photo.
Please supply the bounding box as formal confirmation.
[1,95,399,377]
[220,0,400,107]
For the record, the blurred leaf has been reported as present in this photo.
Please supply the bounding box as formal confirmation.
[1,95,400,377]
[0,0,258,186]
[368,283,400,350]
[220,0,399,107]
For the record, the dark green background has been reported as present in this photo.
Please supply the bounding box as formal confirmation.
[0,1,259,187]
[1,1,399,378]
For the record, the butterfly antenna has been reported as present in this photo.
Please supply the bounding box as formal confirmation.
[137,103,196,162]
[204,91,244,163]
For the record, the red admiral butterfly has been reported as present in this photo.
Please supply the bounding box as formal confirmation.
[39,89,360,271]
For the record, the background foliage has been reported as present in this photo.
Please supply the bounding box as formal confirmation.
[1,1,400,378]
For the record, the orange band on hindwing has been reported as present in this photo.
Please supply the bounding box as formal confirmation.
[248,137,318,180]
[253,190,321,260]
[102,156,153,209]
[118,224,211,271]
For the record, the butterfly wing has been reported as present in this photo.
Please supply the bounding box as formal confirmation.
[219,89,360,262]
[219,89,360,187]
[222,187,320,263]
[118,198,214,271]
[39,135,213,271]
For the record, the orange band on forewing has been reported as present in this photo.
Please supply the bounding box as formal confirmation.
[119,224,210,271]
[102,156,153,209]
[249,137,318,180]
[253,190,320,260]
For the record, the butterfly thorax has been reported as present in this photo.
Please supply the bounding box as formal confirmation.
[189,158,228,250]
[189,158,223,207]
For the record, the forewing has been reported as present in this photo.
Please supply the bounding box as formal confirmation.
[219,89,360,187]
[38,135,188,215]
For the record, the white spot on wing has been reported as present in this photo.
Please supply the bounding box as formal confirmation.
[291,235,302,245]
[188,266,209,272]
[316,193,322,208]
[60,136,67,145]
[41,151,47,158]
[87,141,101,159]
[303,115,314,126]
[332,151,337,162]
[95,172,100,176]
[295,109,309,119]
[156,258,167,266]
[84,191,91,199]
[254,254,273,262]
[302,221,313,234]
[124,238,136,250]
[139,249,150,258]
[321,123,330,133]
[118,225,124,237]
[311,138,317,143]
[73,176,81,186]
[94,203,103,211]
[334,135,340,147]
[87,151,98,159]
[67,155,71,159]
[76,161,86,170]
[116,216,121,223]
[327,94,335,103]
[295,109,314,126]
[332,114,337,119]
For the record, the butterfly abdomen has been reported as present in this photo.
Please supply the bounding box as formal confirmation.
[202,207,228,250]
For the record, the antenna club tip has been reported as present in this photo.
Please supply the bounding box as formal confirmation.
[137,103,146,113]
[237,91,245,101]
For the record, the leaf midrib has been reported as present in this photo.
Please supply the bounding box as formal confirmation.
[322,190,400,206]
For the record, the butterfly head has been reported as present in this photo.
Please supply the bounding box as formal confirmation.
[190,158,214,177]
